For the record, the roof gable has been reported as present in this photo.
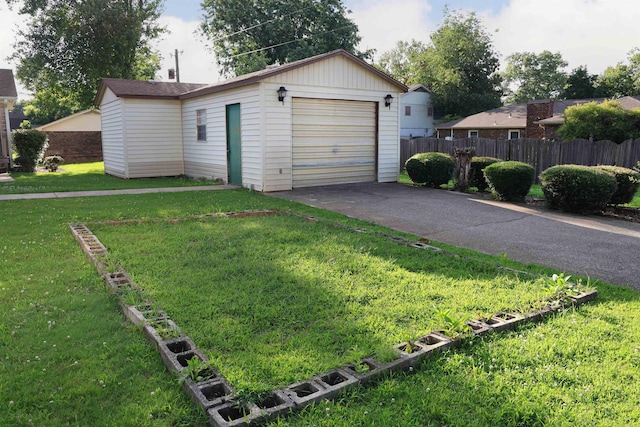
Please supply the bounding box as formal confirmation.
[95,79,207,104]
[0,69,18,98]
[180,49,407,99]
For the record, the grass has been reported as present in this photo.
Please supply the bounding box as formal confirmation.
[399,171,640,207]
[1,169,639,426]
[0,162,216,194]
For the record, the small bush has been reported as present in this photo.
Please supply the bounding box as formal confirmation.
[405,152,455,188]
[470,157,502,192]
[483,161,535,201]
[540,165,618,213]
[43,155,64,172]
[11,129,48,172]
[594,166,640,205]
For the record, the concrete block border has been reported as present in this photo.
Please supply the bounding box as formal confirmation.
[69,212,599,426]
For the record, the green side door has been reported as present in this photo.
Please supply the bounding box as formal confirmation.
[226,104,242,185]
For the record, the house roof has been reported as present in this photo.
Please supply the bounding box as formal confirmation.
[437,103,527,130]
[95,49,408,105]
[36,109,101,131]
[406,84,430,93]
[95,79,207,103]
[0,69,18,98]
[534,96,640,126]
[179,49,408,100]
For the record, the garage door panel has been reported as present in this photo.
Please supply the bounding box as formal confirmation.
[292,98,376,188]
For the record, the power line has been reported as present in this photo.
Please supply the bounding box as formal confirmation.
[230,25,354,59]
[210,2,321,44]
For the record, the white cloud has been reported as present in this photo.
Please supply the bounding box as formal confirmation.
[348,0,435,58]
[152,16,220,84]
[482,0,640,73]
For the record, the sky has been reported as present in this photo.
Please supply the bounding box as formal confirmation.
[1,0,640,100]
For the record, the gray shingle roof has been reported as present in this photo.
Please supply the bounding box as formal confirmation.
[437,103,527,129]
[0,69,18,98]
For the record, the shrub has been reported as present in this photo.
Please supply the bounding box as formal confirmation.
[470,157,502,192]
[595,166,640,205]
[405,152,455,187]
[43,155,64,172]
[540,165,618,213]
[483,161,535,201]
[11,129,48,172]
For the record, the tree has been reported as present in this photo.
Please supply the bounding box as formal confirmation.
[502,51,568,103]
[557,100,640,143]
[200,0,368,77]
[595,49,640,98]
[7,0,164,123]
[413,10,502,117]
[561,66,597,99]
[375,40,426,86]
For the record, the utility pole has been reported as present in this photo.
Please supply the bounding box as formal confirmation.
[174,48,180,83]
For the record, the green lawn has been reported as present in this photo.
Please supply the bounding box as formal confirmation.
[1,171,639,426]
[0,162,216,194]
[399,171,640,207]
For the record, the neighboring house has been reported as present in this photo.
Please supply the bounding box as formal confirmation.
[95,49,407,191]
[436,96,640,140]
[400,84,434,138]
[9,110,28,130]
[36,109,103,163]
[0,69,18,171]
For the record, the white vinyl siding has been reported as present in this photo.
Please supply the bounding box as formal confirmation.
[122,99,183,178]
[399,90,434,138]
[182,85,261,187]
[292,98,376,188]
[100,93,126,177]
[196,109,207,141]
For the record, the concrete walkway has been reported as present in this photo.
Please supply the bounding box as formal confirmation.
[268,182,640,290]
[0,184,238,201]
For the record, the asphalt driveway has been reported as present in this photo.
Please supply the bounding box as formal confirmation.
[269,182,640,290]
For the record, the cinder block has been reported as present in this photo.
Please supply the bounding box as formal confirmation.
[484,312,524,332]
[466,320,493,336]
[207,401,259,427]
[415,331,456,351]
[342,357,386,385]
[159,344,208,374]
[254,390,294,418]
[312,369,359,400]
[182,377,234,410]
[283,380,329,407]
[569,289,598,306]
[410,242,442,251]
[142,319,181,348]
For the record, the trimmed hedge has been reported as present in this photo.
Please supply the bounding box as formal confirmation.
[470,157,502,192]
[405,152,455,188]
[483,161,535,201]
[540,165,618,213]
[11,129,48,172]
[595,166,640,205]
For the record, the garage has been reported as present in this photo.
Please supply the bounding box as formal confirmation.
[292,98,376,188]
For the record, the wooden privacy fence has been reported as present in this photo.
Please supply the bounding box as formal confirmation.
[400,137,640,181]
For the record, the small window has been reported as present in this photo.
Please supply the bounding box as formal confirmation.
[508,130,520,140]
[427,106,433,117]
[196,109,207,141]
[405,105,411,116]
[468,130,479,138]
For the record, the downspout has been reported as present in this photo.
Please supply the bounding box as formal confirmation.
[3,99,12,167]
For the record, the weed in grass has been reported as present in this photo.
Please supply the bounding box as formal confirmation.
[178,355,218,384]
[433,307,471,338]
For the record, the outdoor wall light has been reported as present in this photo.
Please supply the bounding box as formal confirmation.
[277,86,287,104]
[384,94,393,109]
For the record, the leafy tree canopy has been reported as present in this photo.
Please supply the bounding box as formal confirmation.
[375,40,426,86]
[502,50,568,103]
[557,100,640,143]
[412,10,502,117]
[561,66,597,99]
[6,0,164,123]
[200,0,368,77]
[595,49,640,98]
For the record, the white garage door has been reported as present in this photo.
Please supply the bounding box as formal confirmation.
[292,98,376,188]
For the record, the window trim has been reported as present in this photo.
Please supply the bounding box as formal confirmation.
[508,129,520,140]
[468,130,479,138]
[196,109,207,142]
[427,106,433,117]
[405,105,411,116]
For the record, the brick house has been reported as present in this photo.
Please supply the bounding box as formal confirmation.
[436,96,640,140]
[0,69,18,172]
